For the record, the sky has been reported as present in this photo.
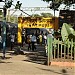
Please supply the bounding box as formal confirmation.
[0,0,61,17]
[0,0,75,17]
[12,0,59,16]
[13,0,48,7]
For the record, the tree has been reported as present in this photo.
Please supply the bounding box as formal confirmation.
[41,13,53,17]
[31,14,41,17]
[10,15,18,23]
[42,0,75,10]
[31,13,53,17]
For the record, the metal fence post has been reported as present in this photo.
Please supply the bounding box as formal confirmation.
[47,34,53,66]
[74,46,75,62]
[2,0,7,58]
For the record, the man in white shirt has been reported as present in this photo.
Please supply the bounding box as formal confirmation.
[43,34,47,44]
[31,34,36,51]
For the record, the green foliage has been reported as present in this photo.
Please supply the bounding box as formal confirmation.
[15,1,22,9]
[42,0,75,10]
[42,0,75,4]
[7,15,18,23]
[41,13,53,17]
[0,10,2,15]
[5,1,12,8]
[32,14,41,17]
[61,23,75,47]
[42,0,52,2]
[31,13,53,17]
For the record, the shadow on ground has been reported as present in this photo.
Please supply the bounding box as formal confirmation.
[35,67,68,75]
[0,56,12,59]
[23,52,47,65]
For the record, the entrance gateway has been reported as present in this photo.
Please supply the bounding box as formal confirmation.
[17,17,58,43]
[17,16,59,66]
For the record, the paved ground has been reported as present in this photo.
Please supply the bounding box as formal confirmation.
[0,44,75,75]
[0,50,75,75]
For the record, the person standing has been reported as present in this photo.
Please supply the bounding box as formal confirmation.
[43,34,47,45]
[10,34,15,50]
[27,35,31,51]
[31,34,36,51]
[0,35,2,50]
[38,34,42,45]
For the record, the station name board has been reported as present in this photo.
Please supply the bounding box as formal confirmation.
[18,17,58,29]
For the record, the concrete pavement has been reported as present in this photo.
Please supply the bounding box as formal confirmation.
[0,51,75,75]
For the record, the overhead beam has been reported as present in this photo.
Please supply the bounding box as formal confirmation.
[9,7,51,11]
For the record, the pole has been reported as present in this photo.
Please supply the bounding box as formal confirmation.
[2,0,7,58]
[7,9,10,22]
[47,34,53,66]
[53,0,55,31]
[54,9,55,30]
[74,46,75,62]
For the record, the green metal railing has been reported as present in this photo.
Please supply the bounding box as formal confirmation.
[52,38,75,62]
[47,37,75,65]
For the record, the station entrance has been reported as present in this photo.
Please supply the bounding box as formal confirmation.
[17,17,58,44]
[1,6,59,65]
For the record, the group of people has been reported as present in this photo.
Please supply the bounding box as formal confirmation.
[0,32,47,52]
[27,33,47,51]
[27,33,37,51]
[0,33,16,51]
[0,35,15,50]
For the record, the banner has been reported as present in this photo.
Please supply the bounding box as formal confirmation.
[18,17,58,29]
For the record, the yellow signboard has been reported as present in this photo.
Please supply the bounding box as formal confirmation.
[18,17,58,43]
[18,17,58,29]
